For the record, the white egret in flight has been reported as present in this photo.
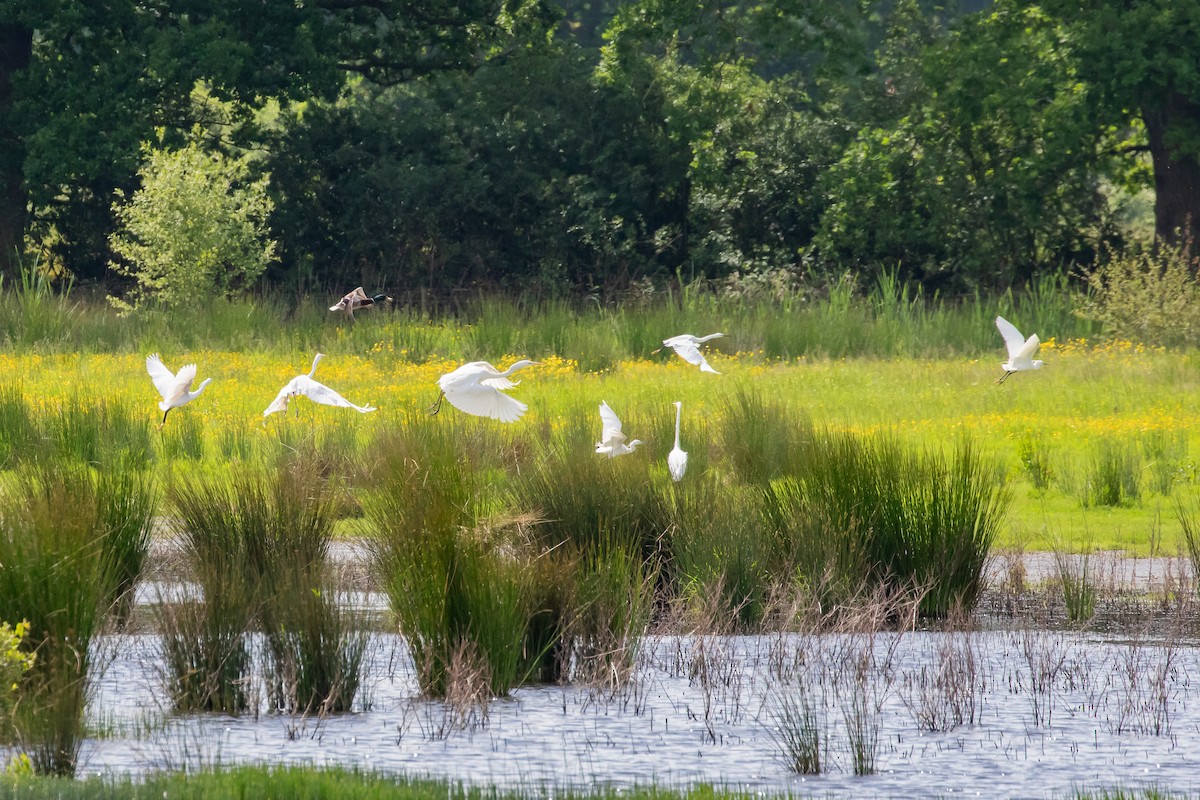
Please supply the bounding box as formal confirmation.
[329,287,392,320]
[264,353,376,416]
[655,333,725,374]
[668,401,687,481]
[995,316,1043,384]
[595,400,643,457]
[430,360,543,423]
[146,354,212,429]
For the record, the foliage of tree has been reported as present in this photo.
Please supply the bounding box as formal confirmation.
[3,0,1199,297]
[108,137,276,312]
[1033,0,1200,251]
[816,1,1117,289]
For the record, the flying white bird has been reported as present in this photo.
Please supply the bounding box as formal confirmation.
[329,287,392,320]
[146,353,212,429]
[668,401,687,481]
[430,360,543,423]
[595,400,643,457]
[264,353,377,417]
[995,316,1044,384]
[655,333,725,374]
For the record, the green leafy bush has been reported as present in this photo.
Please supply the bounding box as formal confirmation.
[108,135,276,312]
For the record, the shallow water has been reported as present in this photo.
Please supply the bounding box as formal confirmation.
[41,620,1200,797]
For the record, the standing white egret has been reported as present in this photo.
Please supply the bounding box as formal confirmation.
[995,316,1044,384]
[430,360,543,423]
[595,400,643,457]
[655,333,725,374]
[146,353,212,429]
[667,401,687,481]
[329,287,392,320]
[264,353,377,416]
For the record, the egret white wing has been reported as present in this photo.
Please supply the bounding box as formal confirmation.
[995,316,1029,359]
[1015,332,1040,361]
[480,375,520,390]
[444,389,527,423]
[598,401,625,441]
[302,378,377,413]
[167,363,198,403]
[146,354,178,401]
[263,377,302,416]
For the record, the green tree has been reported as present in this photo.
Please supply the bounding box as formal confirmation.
[0,0,548,280]
[816,1,1113,288]
[108,137,276,311]
[1035,0,1200,250]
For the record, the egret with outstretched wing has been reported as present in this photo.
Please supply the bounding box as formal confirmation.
[264,353,376,416]
[146,353,212,429]
[429,360,542,423]
[655,333,725,374]
[595,400,643,457]
[995,316,1044,384]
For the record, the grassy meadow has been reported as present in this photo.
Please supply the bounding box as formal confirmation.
[0,320,1193,555]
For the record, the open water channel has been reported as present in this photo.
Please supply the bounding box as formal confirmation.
[43,574,1200,798]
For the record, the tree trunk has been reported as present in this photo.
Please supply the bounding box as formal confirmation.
[1142,92,1200,254]
[0,22,32,275]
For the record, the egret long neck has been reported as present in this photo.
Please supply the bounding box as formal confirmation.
[309,353,324,378]
[673,403,681,447]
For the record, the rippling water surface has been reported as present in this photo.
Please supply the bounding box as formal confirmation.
[54,601,1200,798]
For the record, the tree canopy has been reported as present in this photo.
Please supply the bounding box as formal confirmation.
[1,0,1192,300]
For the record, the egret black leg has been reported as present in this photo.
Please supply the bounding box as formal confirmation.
[428,392,445,416]
[995,371,1014,385]
[158,408,169,430]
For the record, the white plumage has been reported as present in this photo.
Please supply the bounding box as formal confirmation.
[995,316,1044,384]
[146,353,212,428]
[667,400,687,481]
[430,360,542,423]
[595,400,643,457]
[657,332,725,374]
[263,353,376,416]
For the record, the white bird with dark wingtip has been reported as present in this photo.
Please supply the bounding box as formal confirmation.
[429,359,543,423]
[595,400,643,458]
[146,353,212,429]
[994,316,1044,384]
[329,287,392,320]
[655,333,725,374]
[264,353,376,417]
[668,401,687,481]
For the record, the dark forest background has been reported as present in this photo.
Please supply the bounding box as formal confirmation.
[1,1,1195,305]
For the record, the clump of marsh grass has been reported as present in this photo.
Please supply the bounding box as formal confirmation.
[1053,549,1096,624]
[164,460,360,714]
[719,388,809,485]
[0,463,118,775]
[1141,428,1187,496]
[157,412,205,461]
[770,678,826,774]
[900,610,980,732]
[671,479,772,630]
[564,539,657,689]
[1017,430,1053,493]
[1084,437,1141,508]
[514,425,672,567]
[763,430,1009,618]
[366,421,529,698]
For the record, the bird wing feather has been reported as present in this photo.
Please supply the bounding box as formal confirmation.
[1016,332,1040,361]
[263,376,306,416]
[669,340,707,366]
[300,377,376,413]
[445,387,527,423]
[168,363,198,402]
[480,376,520,390]
[598,401,624,441]
[146,354,178,401]
[995,316,1028,359]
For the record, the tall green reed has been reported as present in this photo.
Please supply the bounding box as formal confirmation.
[365,420,529,697]
[0,464,117,776]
